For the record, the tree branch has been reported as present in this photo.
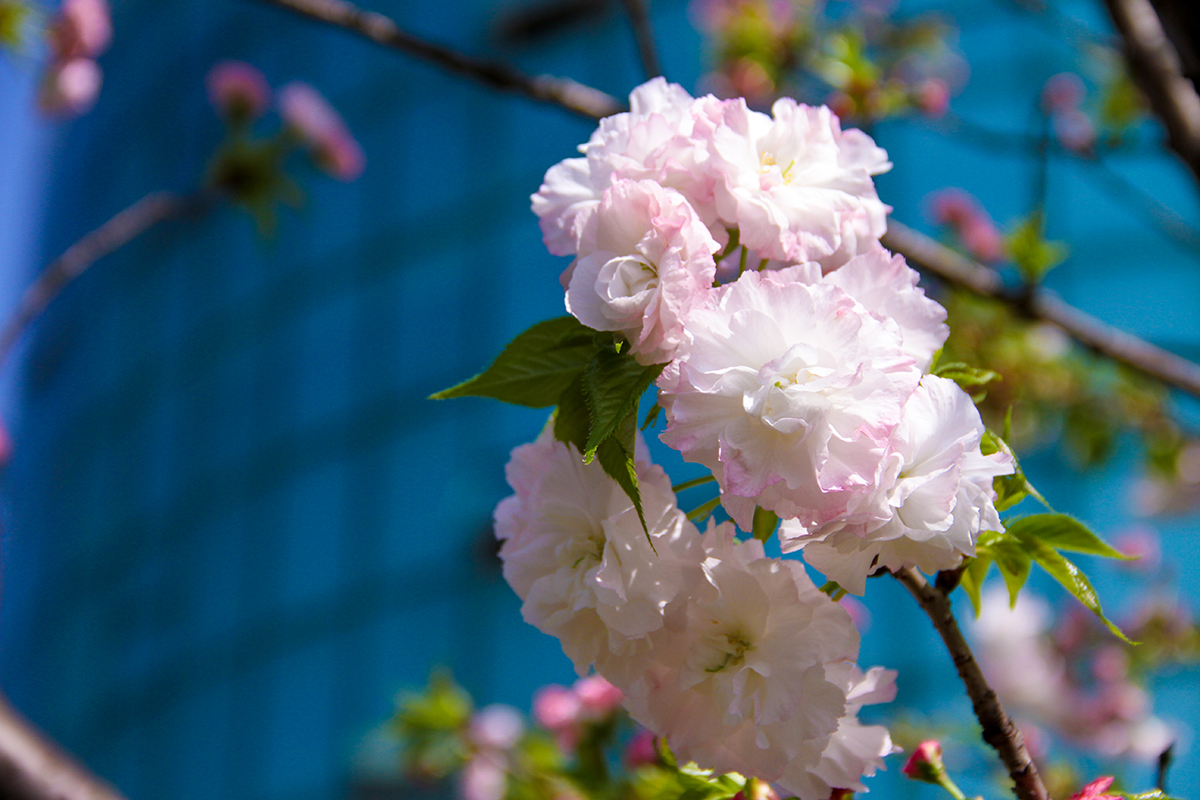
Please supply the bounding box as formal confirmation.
[619,0,662,80]
[243,0,1200,401]
[1102,0,1200,188]
[891,567,1048,800]
[0,190,211,368]
[882,220,1200,400]
[248,0,624,120]
[0,693,126,800]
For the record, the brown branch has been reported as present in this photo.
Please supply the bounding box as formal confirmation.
[0,191,211,368]
[1102,0,1200,187]
[248,0,623,121]
[891,567,1049,800]
[619,0,662,80]
[882,220,1200,400]
[0,693,126,800]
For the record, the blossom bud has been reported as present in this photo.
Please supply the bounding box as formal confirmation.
[469,704,524,752]
[206,60,270,123]
[48,0,110,61]
[573,675,624,718]
[532,684,581,732]
[1068,777,1119,800]
[623,729,660,769]
[916,78,950,118]
[901,740,946,784]
[1041,72,1085,114]
[278,82,365,181]
[38,57,101,117]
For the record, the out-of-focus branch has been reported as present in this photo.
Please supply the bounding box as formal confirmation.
[882,220,1200,400]
[248,0,624,120]
[241,0,1200,401]
[1102,0,1200,187]
[619,0,661,80]
[892,567,1049,800]
[0,190,211,368]
[0,693,126,800]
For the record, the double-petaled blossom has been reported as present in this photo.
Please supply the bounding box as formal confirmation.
[566,180,718,364]
[708,98,891,269]
[493,426,693,672]
[657,267,921,531]
[781,375,1012,594]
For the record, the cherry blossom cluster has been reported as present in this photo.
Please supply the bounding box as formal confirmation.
[495,78,1016,797]
[39,0,111,116]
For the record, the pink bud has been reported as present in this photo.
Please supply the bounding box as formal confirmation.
[901,740,945,783]
[1052,108,1095,153]
[532,684,581,732]
[206,60,270,122]
[1068,777,1119,800]
[278,81,365,181]
[1114,526,1160,572]
[48,0,111,61]
[623,729,659,769]
[961,217,1005,263]
[573,674,623,717]
[916,78,949,118]
[1042,72,1085,114]
[39,57,102,117]
[459,753,507,800]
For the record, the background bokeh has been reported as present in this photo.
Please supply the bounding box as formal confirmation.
[1,1,1198,799]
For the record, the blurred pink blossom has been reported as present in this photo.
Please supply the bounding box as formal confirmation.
[1041,72,1085,114]
[39,57,101,116]
[469,704,524,751]
[279,82,365,181]
[207,60,270,121]
[916,78,950,117]
[1113,526,1161,573]
[1068,777,1120,800]
[928,188,1004,263]
[48,0,111,60]
[623,729,659,769]
[1052,108,1095,153]
[532,684,581,732]
[573,675,623,717]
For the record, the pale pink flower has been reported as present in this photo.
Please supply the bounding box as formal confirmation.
[916,78,950,117]
[459,752,508,800]
[567,180,717,364]
[657,269,920,531]
[1052,108,1095,153]
[38,57,101,116]
[206,60,270,121]
[279,82,365,181]
[494,426,694,672]
[927,188,1004,263]
[533,685,581,732]
[48,0,110,60]
[708,98,891,267]
[532,78,724,256]
[782,376,1012,594]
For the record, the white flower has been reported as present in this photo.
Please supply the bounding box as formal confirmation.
[709,99,891,266]
[567,180,717,364]
[494,426,691,672]
[657,269,921,530]
[781,375,1013,593]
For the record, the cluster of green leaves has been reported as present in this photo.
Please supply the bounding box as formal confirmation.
[0,0,29,50]
[1005,212,1069,285]
[392,672,768,800]
[431,317,664,533]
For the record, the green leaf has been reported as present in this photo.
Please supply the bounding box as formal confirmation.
[1004,513,1133,560]
[1006,212,1069,283]
[553,375,591,453]
[751,507,779,542]
[430,317,596,407]
[595,405,649,536]
[988,537,1032,607]
[959,555,992,617]
[982,431,1051,512]
[583,347,666,461]
[642,402,662,430]
[933,361,1002,395]
[1123,791,1184,800]
[1013,534,1134,642]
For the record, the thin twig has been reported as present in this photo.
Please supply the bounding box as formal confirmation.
[248,0,624,120]
[891,567,1049,800]
[1102,0,1200,188]
[0,692,127,800]
[882,220,1200,400]
[619,0,661,80]
[245,0,1200,402]
[0,191,211,368]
